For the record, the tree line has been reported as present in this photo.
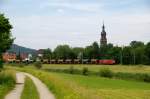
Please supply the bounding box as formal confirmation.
[42,41,150,65]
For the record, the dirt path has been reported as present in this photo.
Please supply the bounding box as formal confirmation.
[5,72,55,99]
[5,73,25,99]
[24,73,55,99]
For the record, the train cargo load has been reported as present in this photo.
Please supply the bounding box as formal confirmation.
[97,59,115,65]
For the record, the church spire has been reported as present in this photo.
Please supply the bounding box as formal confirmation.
[102,21,105,28]
[100,22,107,47]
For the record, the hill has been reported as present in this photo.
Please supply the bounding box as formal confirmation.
[7,44,37,55]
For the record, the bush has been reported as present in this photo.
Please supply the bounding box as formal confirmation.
[69,66,74,74]
[141,74,150,82]
[99,68,114,78]
[34,61,42,69]
[82,67,88,76]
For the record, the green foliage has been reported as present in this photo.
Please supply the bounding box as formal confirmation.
[83,42,99,59]
[39,40,150,65]
[21,77,39,99]
[82,67,88,76]
[53,45,75,59]
[72,47,84,58]
[99,68,114,78]
[145,42,150,64]
[0,14,14,68]
[69,66,74,74]
[122,47,133,64]
[130,41,144,48]
[43,48,52,60]
[34,61,42,69]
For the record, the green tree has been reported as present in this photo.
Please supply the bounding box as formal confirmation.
[109,46,121,64]
[130,41,145,64]
[92,42,99,59]
[145,42,150,64]
[130,41,144,48]
[83,45,93,59]
[53,45,75,59]
[72,47,84,58]
[43,48,52,60]
[83,42,99,59]
[122,46,134,65]
[0,14,14,68]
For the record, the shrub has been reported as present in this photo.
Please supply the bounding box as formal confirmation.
[141,74,150,82]
[34,61,42,69]
[82,67,88,76]
[69,66,74,74]
[99,68,114,78]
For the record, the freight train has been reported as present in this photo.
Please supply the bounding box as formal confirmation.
[8,59,115,65]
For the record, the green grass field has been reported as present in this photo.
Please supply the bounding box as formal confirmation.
[56,73,150,99]
[21,76,39,99]
[42,64,150,73]
[12,65,150,99]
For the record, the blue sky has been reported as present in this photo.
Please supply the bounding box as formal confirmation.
[1,0,150,49]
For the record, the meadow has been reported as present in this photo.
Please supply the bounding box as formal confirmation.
[10,64,150,99]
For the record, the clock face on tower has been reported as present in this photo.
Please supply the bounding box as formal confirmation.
[100,23,107,47]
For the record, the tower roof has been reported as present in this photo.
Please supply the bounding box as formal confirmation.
[100,22,107,46]
[101,22,106,34]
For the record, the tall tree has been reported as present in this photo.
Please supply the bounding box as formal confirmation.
[43,48,52,60]
[145,42,150,64]
[92,42,99,59]
[0,14,14,68]
[53,45,75,59]
[72,47,84,59]
[122,47,132,64]
[130,41,144,48]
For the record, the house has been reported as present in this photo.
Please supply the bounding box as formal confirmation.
[2,52,16,62]
[20,53,28,61]
[37,49,44,57]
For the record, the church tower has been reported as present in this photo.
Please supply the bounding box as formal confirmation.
[100,23,107,46]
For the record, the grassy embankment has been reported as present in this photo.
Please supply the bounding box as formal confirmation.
[11,65,150,99]
[21,76,39,99]
[0,69,16,99]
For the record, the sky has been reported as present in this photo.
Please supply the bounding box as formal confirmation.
[0,0,150,50]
